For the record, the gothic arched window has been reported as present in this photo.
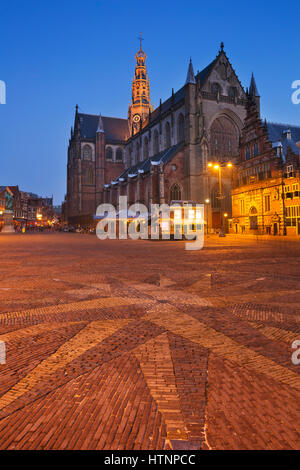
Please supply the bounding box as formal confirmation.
[228,87,237,99]
[211,184,221,209]
[245,146,251,160]
[165,121,171,148]
[153,130,159,155]
[136,142,140,162]
[144,137,149,160]
[106,146,113,160]
[209,116,239,158]
[170,183,182,202]
[211,82,221,95]
[116,147,123,161]
[83,144,92,160]
[177,114,185,143]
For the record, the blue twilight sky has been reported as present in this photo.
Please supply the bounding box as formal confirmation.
[0,0,299,205]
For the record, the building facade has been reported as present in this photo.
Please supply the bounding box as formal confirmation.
[231,91,300,236]
[66,41,250,228]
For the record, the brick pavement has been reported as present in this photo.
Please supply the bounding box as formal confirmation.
[0,233,299,450]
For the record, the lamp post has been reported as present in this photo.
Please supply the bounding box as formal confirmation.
[208,161,232,237]
[205,198,210,235]
[279,146,287,236]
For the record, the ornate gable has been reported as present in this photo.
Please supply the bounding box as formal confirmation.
[198,44,246,101]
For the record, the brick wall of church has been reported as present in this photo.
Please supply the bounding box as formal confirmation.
[164,148,186,203]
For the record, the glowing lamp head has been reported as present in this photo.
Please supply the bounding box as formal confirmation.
[214,164,220,170]
[224,213,228,218]
[208,163,213,168]
[205,198,210,204]
[227,162,232,168]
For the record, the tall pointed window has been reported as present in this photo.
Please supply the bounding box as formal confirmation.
[153,129,159,155]
[211,83,221,95]
[144,137,149,160]
[136,142,140,162]
[83,144,92,160]
[228,87,237,99]
[106,146,113,160]
[165,121,171,148]
[177,114,185,143]
[170,183,182,202]
[116,147,123,161]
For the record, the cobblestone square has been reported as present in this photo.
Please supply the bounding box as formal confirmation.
[0,233,299,450]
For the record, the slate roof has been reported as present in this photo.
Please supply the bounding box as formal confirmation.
[116,142,184,182]
[78,113,129,143]
[267,122,300,158]
[149,87,185,122]
[196,58,217,85]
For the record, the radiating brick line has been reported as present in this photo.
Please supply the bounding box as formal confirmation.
[249,322,300,345]
[0,322,86,343]
[0,319,131,410]
[129,282,212,307]
[0,297,154,321]
[232,304,300,324]
[143,306,300,391]
[133,333,188,440]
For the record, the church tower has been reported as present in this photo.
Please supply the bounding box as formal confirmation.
[128,34,153,135]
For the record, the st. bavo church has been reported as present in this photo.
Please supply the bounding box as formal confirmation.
[66,38,258,229]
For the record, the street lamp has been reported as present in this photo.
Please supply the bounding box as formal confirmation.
[204,198,210,235]
[208,161,233,237]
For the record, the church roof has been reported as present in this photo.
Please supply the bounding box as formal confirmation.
[196,58,217,85]
[78,113,128,142]
[149,87,185,123]
[117,142,184,181]
[267,122,300,157]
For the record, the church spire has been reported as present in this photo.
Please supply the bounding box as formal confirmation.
[97,113,104,133]
[249,73,259,97]
[248,73,261,117]
[128,35,153,135]
[185,58,196,85]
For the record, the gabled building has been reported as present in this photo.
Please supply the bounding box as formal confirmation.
[231,83,300,236]
[66,41,249,227]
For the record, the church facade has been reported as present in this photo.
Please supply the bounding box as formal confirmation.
[66,41,256,228]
